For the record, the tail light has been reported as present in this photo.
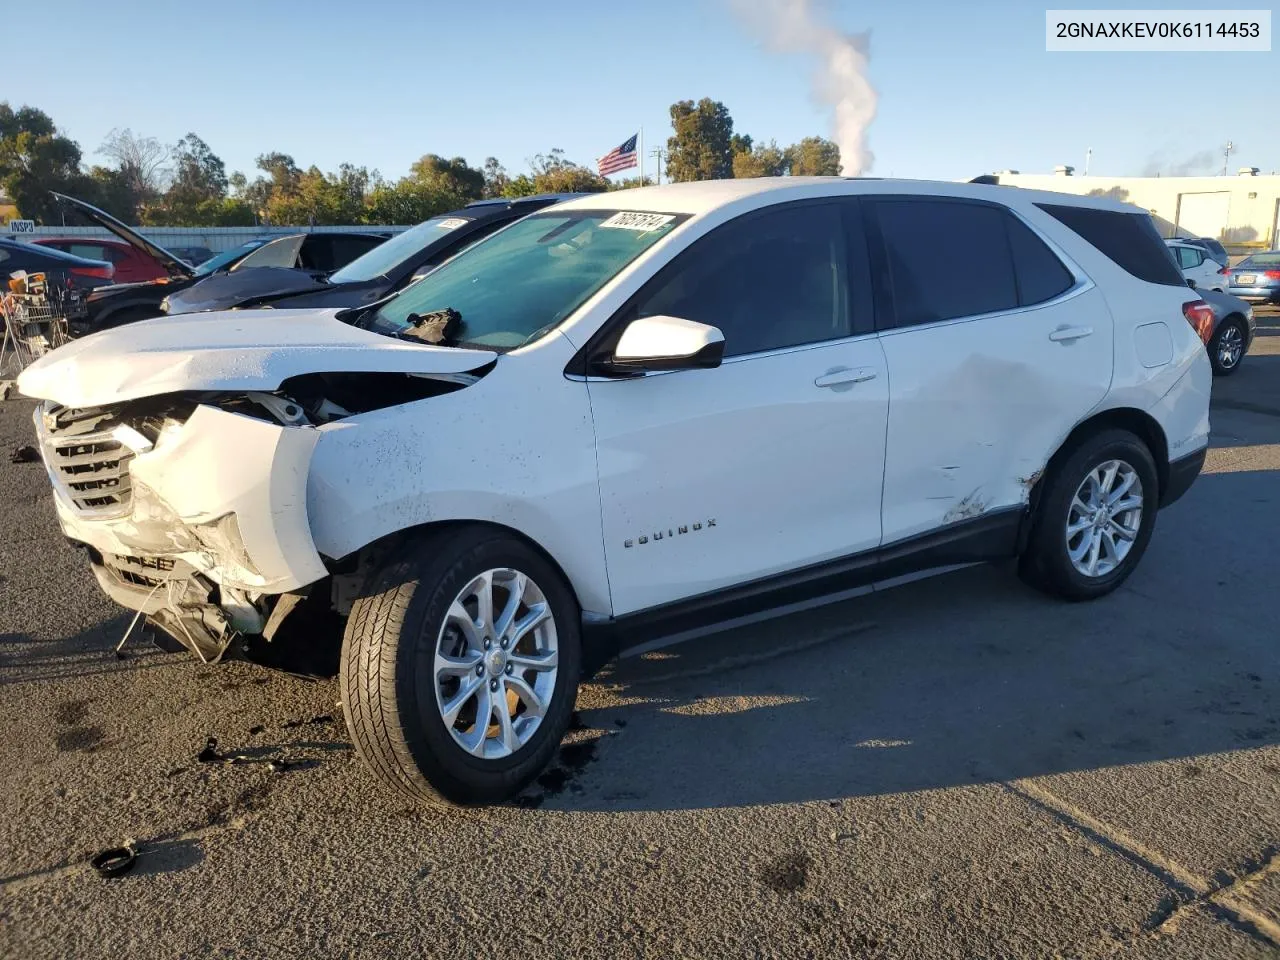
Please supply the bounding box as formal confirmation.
[1265,270,1280,281]
[1218,265,1231,275]
[1183,300,1215,345]
[69,264,114,281]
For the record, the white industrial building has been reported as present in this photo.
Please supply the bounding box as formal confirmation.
[992,167,1280,251]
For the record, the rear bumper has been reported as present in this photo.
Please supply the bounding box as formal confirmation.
[1227,286,1280,304]
[1161,447,1206,508]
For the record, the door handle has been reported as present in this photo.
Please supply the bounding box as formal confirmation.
[1049,325,1094,343]
[814,367,878,389]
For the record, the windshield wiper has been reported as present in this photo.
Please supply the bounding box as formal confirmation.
[399,307,462,345]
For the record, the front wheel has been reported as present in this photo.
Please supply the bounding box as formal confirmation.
[340,526,581,806]
[1019,429,1159,601]
[1209,318,1247,376]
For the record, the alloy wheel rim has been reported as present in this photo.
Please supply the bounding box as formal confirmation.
[1218,325,1243,369]
[1065,460,1144,578]
[433,568,559,760]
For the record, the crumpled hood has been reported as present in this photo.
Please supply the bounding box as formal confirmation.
[163,266,329,315]
[17,308,496,408]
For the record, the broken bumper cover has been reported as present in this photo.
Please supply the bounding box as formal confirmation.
[38,403,329,596]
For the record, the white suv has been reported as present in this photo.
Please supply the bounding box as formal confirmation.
[1166,238,1226,292]
[18,179,1212,806]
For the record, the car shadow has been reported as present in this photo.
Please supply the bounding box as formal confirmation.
[538,467,1280,812]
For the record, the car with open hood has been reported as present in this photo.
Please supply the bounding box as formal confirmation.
[159,194,584,316]
[17,178,1211,808]
[48,192,388,332]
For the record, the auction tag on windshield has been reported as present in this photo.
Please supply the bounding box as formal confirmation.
[437,217,469,230]
[599,211,675,232]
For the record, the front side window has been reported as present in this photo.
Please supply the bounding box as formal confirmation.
[874,199,1018,327]
[625,202,850,358]
[367,210,686,349]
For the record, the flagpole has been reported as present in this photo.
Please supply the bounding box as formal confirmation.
[638,127,644,186]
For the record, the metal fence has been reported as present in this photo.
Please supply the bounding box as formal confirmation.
[14,224,412,254]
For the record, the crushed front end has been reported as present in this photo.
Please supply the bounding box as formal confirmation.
[33,396,328,661]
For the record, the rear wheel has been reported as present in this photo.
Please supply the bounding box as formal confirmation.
[340,526,580,806]
[1208,318,1247,376]
[1019,429,1159,601]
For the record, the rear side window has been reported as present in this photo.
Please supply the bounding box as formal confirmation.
[1037,204,1185,287]
[872,199,1017,327]
[1175,246,1203,269]
[1006,215,1074,305]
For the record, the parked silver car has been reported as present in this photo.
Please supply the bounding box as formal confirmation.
[1195,285,1255,375]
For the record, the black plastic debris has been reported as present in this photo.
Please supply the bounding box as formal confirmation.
[9,445,38,464]
[267,758,292,774]
[249,725,265,736]
[91,845,137,879]
[196,735,247,764]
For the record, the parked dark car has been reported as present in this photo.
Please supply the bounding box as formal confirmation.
[168,245,215,265]
[1195,285,1255,375]
[1226,252,1280,306]
[48,192,389,331]
[160,194,583,316]
[1169,235,1229,267]
[0,237,114,294]
[30,236,171,283]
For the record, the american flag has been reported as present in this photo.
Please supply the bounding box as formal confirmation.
[597,134,639,177]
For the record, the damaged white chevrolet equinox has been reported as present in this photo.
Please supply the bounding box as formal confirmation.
[19,179,1211,806]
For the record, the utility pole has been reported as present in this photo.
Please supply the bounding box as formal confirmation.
[650,148,666,185]
[1084,147,1092,176]
[1223,140,1234,176]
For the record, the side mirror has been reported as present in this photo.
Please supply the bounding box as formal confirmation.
[599,315,725,374]
[1186,278,1197,288]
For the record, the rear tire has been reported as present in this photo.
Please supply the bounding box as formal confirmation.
[340,526,581,806]
[1019,429,1159,601]
[1208,317,1247,376]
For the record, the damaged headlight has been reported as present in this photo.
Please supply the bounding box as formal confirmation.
[189,514,261,581]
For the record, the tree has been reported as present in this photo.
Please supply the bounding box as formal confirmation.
[85,165,139,221]
[265,163,372,225]
[408,154,484,204]
[666,99,736,182]
[787,136,841,176]
[365,178,462,224]
[0,102,94,223]
[526,149,609,194]
[482,156,509,199]
[97,128,168,205]
[140,133,230,225]
[607,175,656,191]
[732,140,789,178]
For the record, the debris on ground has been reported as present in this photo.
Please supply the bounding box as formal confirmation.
[196,735,247,765]
[0,380,15,401]
[9,445,38,464]
[90,845,138,879]
[267,758,293,774]
[249,725,265,736]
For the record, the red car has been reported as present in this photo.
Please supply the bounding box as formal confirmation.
[29,236,181,284]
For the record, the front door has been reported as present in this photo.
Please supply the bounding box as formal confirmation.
[586,199,889,616]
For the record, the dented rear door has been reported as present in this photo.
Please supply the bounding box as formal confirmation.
[866,196,1114,544]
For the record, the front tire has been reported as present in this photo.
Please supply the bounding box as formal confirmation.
[1019,429,1159,601]
[1208,318,1247,376]
[340,526,581,806]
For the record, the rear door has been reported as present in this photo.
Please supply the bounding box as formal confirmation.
[866,196,1114,544]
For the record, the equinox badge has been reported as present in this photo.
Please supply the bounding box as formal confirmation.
[624,519,716,548]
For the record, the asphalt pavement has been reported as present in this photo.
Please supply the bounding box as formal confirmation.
[2,310,1279,959]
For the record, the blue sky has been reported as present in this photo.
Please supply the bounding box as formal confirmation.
[7,0,1276,184]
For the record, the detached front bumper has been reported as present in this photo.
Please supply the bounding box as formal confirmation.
[36,401,329,618]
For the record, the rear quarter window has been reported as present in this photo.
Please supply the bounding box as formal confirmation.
[1037,204,1185,287]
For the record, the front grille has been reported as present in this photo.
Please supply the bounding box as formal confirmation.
[38,416,136,518]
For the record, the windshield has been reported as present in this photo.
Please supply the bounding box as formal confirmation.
[330,216,473,284]
[1239,254,1280,269]
[194,240,267,277]
[367,209,687,349]
[232,234,304,271]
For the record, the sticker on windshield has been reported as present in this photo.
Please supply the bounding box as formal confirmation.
[599,212,676,232]
[437,217,469,230]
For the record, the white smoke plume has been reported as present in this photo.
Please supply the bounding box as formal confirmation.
[729,0,877,176]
